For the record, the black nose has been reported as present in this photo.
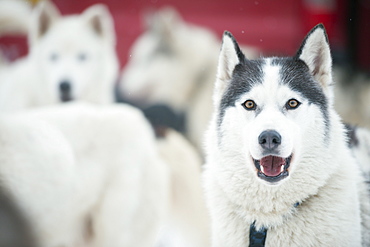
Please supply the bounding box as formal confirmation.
[59,81,71,93]
[258,130,281,150]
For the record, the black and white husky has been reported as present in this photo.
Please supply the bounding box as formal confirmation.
[203,24,370,246]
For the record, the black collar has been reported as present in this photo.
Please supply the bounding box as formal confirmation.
[249,222,267,247]
[249,202,300,247]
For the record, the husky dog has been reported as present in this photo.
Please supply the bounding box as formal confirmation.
[203,24,370,246]
[0,1,118,112]
[0,102,170,247]
[119,7,258,150]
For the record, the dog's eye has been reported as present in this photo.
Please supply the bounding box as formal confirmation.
[286,99,301,110]
[49,53,59,62]
[77,52,88,62]
[243,100,256,110]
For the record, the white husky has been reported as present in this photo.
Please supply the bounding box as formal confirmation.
[119,7,258,150]
[0,102,170,247]
[203,24,370,246]
[0,1,118,111]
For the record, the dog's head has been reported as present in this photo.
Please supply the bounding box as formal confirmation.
[214,25,333,185]
[120,7,219,110]
[29,1,117,104]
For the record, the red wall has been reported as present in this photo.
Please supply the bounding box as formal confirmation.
[1,0,367,70]
[52,0,308,67]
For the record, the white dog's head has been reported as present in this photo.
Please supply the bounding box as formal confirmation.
[29,1,118,104]
[212,24,333,186]
[119,7,219,111]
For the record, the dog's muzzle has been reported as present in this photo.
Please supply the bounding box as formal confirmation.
[254,130,291,183]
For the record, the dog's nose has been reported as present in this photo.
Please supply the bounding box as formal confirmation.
[59,81,71,93]
[258,130,281,150]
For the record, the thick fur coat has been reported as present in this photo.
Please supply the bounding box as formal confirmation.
[203,24,370,246]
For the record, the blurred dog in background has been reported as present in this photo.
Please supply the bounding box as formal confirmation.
[0,2,210,247]
[0,0,118,112]
[0,103,171,247]
[119,7,259,151]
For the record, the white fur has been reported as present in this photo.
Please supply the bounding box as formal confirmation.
[156,129,210,247]
[0,1,118,112]
[243,61,298,162]
[119,7,259,150]
[0,114,79,247]
[0,102,170,247]
[204,27,369,246]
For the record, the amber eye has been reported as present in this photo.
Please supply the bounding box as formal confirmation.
[243,100,256,110]
[286,99,300,109]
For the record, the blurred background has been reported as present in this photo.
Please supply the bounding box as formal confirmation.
[1,0,369,72]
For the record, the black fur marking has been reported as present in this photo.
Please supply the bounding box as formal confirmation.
[272,57,330,134]
[217,26,331,136]
[344,124,359,148]
[218,59,265,127]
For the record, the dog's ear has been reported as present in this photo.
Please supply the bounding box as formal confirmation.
[141,8,156,30]
[214,31,245,104]
[295,24,333,99]
[82,4,116,45]
[144,7,183,42]
[29,0,60,46]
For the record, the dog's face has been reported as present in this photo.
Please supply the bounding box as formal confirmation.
[121,27,191,109]
[120,7,216,110]
[29,2,115,103]
[38,23,101,102]
[214,25,333,185]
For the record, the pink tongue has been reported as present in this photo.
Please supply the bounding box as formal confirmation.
[260,156,285,177]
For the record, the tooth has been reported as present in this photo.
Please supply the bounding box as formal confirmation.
[280,165,285,172]
[260,166,265,174]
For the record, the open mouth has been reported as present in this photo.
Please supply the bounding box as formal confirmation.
[253,155,292,183]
